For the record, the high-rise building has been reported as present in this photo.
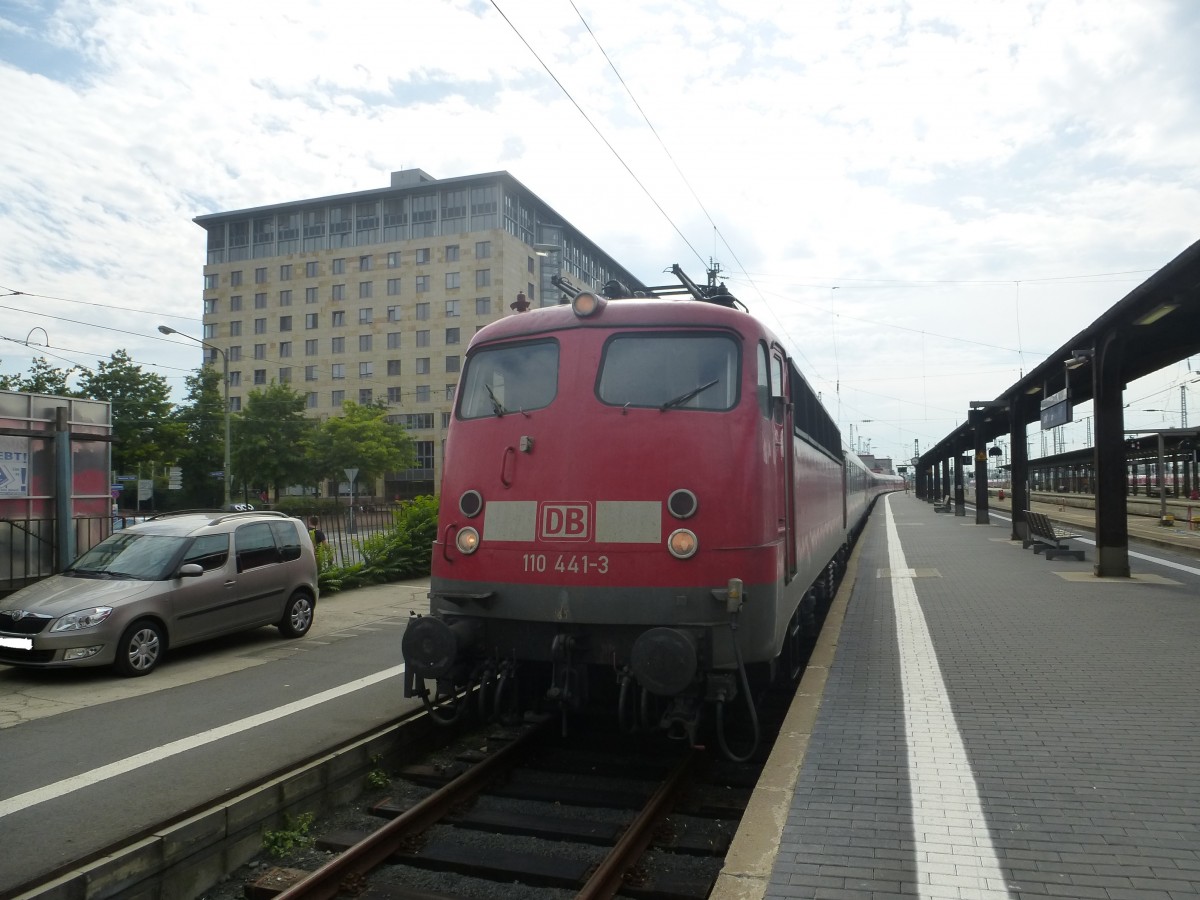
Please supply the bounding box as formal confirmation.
[195,168,644,500]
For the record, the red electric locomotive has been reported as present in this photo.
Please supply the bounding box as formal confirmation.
[403,267,899,757]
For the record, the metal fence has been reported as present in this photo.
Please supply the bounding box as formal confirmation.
[297,506,402,568]
[1,515,112,597]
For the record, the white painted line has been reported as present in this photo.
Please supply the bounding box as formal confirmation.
[885,496,1012,899]
[985,510,1200,576]
[0,663,407,819]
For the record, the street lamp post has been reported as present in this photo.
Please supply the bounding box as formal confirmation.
[159,325,231,509]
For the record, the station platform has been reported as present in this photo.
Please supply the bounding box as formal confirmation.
[714,491,1200,900]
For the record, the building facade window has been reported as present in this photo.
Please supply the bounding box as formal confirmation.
[415,385,430,403]
[230,396,242,412]
[359,361,373,378]
[387,251,400,268]
[306,287,318,303]
[359,255,373,271]
[332,258,345,274]
[279,340,292,357]
[446,355,460,372]
[254,343,266,359]
[475,241,491,259]
[306,261,318,277]
[416,357,430,375]
[255,267,267,284]
[254,318,267,334]
[446,299,460,317]
[476,269,491,288]
[445,244,459,262]
[306,392,318,408]
[476,297,491,315]
[415,247,430,264]
[254,369,267,385]
[280,264,292,280]
[229,320,242,336]
[204,274,219,291]
[416,329,430,347]
[445,327,460,344]
[305,365,318,381]
[359,388,373,405]
[332,310,346,327]
[305,339,318,355]
[229,371,242,387]
[331,390,345,406]
[279,289,292,306]
[332,284,345,301]
[331,363,345,380]
[230,295,243,311]
[387,332,401,349]
[305,313,318,329]
[446,272,460,290]
[331,336,345,353]
[229,346,242,361]
[387,305,401,322]
[387,386,402,403]
[415,302,430,320]
[279,367,291,383]
[204,297,218,314]
[279,315,292,331]
[387,359,401,376]
[358,307,373,324]
[387,278,401,296]
[231,270,243,286]
[203,323,217,339]
[255,292,267,308]
[415,275,429,293]
[359,334,372,352]
[359,281,373,299]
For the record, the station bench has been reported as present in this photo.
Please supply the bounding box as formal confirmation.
[933,494,953,513]
[1023,510,1085,561]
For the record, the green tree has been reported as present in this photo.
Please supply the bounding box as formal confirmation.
[173,366,226,508]
[311,401,414,498]
[78,350,182,476]
[0,357,79,395]
[230,382,315,501]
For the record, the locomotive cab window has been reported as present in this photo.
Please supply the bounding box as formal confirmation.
[597,333,739,410]
[458,339,559,418]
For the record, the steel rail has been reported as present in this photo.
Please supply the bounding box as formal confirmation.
[274,716,553,900]
[575,748,697,899]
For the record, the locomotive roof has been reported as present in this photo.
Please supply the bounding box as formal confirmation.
[470,297,769,348]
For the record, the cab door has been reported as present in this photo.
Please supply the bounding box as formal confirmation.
[771,346,797,582]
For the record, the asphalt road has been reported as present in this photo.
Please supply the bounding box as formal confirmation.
[0,578,431,895]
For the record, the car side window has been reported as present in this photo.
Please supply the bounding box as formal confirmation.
[270,521,303,562]
[235,522,280,572]
[182,534,230,572]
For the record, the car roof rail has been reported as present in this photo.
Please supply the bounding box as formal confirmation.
[145,509,225,521]
[209,509,292,525]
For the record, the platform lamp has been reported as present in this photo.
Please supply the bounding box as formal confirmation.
[158,325,231,509]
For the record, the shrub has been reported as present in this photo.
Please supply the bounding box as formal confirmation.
[318,495,439,593]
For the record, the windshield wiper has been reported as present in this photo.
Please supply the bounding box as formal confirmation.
[484,384,507,417]
[661,379,719,411]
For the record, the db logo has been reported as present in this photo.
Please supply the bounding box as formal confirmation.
[539,503,590,540]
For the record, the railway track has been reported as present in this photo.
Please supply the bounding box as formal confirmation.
[245,708,775,900]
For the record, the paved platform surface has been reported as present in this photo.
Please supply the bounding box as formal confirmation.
[715,492,1200,900]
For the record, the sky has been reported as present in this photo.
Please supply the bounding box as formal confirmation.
[2,0,1199,469]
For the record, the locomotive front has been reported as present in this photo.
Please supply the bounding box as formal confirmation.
[403,290,786,747]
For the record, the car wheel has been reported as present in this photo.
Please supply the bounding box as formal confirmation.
[114,619,165,677]
[279,591,314,638]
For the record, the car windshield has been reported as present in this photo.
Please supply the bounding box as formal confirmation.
[66,533,189,581]
[597,333,740,410]
[458,340,558,419]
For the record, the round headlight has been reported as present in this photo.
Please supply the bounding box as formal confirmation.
[667,489,698,519]
[667,529,698,559]
[459,490,483,518]
[572,292,606,317]
[455,526,480,555]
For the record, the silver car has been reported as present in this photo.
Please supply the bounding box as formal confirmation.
[0,510,319,676]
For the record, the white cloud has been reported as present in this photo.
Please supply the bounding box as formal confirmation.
[1,0,1198,462]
